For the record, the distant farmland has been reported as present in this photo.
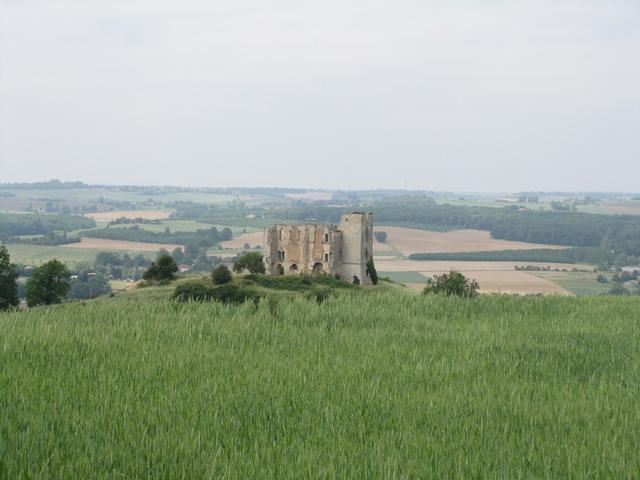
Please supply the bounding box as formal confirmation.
[61,237,182,252]
[380,226,567,256]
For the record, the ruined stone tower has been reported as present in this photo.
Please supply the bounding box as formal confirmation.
[263,212,374,284]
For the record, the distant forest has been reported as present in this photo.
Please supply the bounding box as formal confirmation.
[0,214,95,243]
[171,197,640,262]
[80,226,233,248]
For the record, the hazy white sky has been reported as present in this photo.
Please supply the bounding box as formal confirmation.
[1,0,639,191]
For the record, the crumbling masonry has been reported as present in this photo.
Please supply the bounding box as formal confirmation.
[263,212,374,284]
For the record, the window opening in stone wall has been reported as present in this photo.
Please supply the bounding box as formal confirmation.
[324,253,329,262]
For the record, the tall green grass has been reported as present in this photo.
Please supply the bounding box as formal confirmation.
[1,295,638,478]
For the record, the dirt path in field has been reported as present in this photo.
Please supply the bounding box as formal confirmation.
[61,237,181,252]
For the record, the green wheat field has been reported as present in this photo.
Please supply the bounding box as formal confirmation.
[1,294,639,478]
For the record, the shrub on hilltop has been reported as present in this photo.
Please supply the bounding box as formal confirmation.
[211,264,232,285]
[422,271,479,298]
[233,252,265,275]
[25,259,71,307]
[143,255,178,282]
[172,281,253,305]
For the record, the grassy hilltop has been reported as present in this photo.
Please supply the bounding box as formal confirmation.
[1,294,639,478]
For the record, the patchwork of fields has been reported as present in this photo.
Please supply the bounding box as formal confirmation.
[2,202,620,295]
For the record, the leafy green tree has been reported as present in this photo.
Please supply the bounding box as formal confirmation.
[212,264,232,285]
[25,259,71,307]
[373,231,387,243]
[191,252,215,272]
[423,271,479,298]
[95,251,122,267]
[70,271,112,300]
[366,257,378,285]
[0,245,19,310]
[171,247,184,264]
[143,255,178,281]
[220,227,233,241]
[233,252,265,275]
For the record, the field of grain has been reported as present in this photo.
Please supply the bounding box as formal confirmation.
[85,210,173,221]
[381,226,566,256]
[1,296,638,477]
[61,237,181,252]
[219,231,264,249]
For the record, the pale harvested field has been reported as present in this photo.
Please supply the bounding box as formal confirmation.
[381,258,578,295]
[374,258,591,273]
[85,210,173,221]
[403,271,571,295]
[219,231,264,249]
[61,237,181,252]
[381,226,567,256]
[426,271,571,295]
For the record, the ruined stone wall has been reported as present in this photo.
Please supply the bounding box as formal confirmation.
[263,224,341,275]
[262,212,373,282]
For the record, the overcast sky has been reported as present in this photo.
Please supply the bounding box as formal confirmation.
[1,0,639,192]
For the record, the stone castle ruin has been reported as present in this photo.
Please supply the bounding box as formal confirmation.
[263,212,374,284]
